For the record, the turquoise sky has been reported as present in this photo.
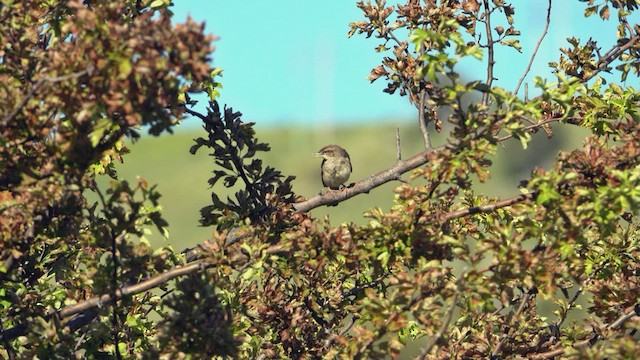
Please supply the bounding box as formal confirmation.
[172,1,622,126]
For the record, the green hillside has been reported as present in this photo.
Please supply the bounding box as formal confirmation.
[100,119,587,250]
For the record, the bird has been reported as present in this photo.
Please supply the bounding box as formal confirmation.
[315,144,352,190]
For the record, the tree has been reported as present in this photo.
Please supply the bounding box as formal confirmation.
[2,0,640,359]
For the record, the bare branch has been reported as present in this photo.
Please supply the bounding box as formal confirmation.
[583,33,640,83]
[294,115,574,214]
[514,0,552,95]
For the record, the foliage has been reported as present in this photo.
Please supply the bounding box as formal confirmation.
[0,0,214,357]
[2,0,640,359]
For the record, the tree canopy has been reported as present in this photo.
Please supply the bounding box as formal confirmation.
[1,0,640,359]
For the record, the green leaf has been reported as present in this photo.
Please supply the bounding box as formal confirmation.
[150,0,167,9]
[500,39,522,53]
[536,182,561,205]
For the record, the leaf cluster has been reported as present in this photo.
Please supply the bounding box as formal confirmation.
[188,101,296,227]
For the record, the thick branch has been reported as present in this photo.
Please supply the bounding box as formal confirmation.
[1,242,285,342]
[294,115,571,214]
[1,260,207,341]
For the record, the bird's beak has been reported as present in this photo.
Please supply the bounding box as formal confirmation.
[314,152,322,158]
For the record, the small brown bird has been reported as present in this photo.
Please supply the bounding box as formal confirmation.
[315,144,352,190]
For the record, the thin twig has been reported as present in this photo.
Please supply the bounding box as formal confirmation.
[355,295,424,358]
[555,261,607,329]
[481,0,495,106]
[94,184,124,360]
[418,90,431,149]
[341,273,390,300]
[441,193,535,222]
[339,315,358,336]
[610,0,635,36]
[419,290,460,358]
[492,291,533,357]
[2,69,89,126]
[514,0,552,95]
[417,22,432,149]
[531,304,640,359]
[396,128,402,162]
[495,116,568,143]
[383,22,432,149]
[183,106,267,210]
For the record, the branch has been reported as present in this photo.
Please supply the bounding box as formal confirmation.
[1,260,207,341]
[387,25,431,149]
[611,0,635,36]
[355,293,424,358]
[62,260,206,318]
[514,0,551,95]
[294,114,566,214]
[1,242,287,342]
[417,22,432,149]
[495,116,574,143]
[555,261,607,329]
[293,145,444,213]
[341,272,390,300]
[583,33,640,83]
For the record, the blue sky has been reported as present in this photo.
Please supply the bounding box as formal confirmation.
[171,1,621,126]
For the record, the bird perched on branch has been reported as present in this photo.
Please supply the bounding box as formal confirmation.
[316,144,352,190]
